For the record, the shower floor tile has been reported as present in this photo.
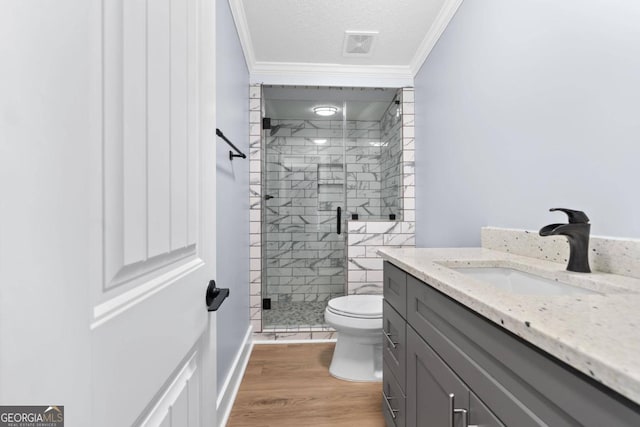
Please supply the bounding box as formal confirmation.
[263,301,328,328]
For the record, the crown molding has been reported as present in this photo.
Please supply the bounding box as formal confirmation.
[228,0,462,85]
[409,0,464,76]
[249,62,414,87]
[228,0,256,67]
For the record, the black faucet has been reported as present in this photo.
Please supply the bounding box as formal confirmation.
[539,208,591,273]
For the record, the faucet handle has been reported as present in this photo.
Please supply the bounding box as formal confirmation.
[549,208,589,224]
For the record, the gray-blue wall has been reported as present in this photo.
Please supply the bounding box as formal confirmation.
[415,0,640,247]
[216,0,250,393]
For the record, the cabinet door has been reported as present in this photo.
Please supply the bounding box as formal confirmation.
[383,300,406,391]
[470,392,505,427]
[406,327,470,427]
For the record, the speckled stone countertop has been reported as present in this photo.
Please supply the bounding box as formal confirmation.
[378,247,640,405]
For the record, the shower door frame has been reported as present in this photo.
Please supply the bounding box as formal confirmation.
[260,99,349,330]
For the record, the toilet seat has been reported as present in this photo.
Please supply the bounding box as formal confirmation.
[326,295,382,319]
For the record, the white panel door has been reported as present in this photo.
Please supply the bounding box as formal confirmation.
[0,0,217,425]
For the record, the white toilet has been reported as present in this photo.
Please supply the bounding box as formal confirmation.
[324,294,383,382]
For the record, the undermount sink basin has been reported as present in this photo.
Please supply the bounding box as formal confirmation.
[452,267,601,296]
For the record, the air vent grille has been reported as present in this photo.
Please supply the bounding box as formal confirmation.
[343,31,378,57]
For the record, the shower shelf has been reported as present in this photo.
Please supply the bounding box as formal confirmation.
[317,163,344,188]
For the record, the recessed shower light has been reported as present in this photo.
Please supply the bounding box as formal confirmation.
[313,106,338,117]
[313,139,327,144]
[369,141,388,147]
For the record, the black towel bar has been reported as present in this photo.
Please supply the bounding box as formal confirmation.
[216,128,247,160]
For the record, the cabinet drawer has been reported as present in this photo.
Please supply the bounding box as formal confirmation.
[383,361,406,427]
[383,261,407,317]
[383,301,406,391]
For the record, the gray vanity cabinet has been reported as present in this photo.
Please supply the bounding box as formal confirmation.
[383,361,406,427]
[407,326,504,427]
[470,394,505,427]
[382,263,408,427]
[382,261,640,427]
[383,261,407,317]
[406,326,472,427]
[383,300,406,389]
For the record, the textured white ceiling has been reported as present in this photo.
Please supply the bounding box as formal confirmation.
[242,0,447,65]
[230,0,462,83]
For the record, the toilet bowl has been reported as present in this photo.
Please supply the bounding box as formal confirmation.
[324,294,383,382]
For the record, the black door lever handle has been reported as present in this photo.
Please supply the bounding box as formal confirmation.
[206,280,229,312]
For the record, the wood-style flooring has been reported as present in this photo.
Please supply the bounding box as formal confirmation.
[227,343,385,427]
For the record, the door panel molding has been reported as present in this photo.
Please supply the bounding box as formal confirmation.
[139,351,200,427]
[105,244,196,292]
[102,0,198,293]
[91,264,207,427]
[92,256,205,327]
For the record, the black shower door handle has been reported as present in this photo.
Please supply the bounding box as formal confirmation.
[337,206,341,235]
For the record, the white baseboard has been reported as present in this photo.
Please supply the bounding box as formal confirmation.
[217,324,253,427]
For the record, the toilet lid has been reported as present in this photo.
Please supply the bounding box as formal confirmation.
[327,295,383,318]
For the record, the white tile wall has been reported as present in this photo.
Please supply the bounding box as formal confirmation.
[248,84,263,332]
[346,88,416,295]
[250,86,416,341]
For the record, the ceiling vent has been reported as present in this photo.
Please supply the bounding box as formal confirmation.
[343,31,378,57]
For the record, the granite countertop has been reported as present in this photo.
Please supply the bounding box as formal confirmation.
[377,247,640,405]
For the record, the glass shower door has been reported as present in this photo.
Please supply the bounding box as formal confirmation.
[262,114,346,329]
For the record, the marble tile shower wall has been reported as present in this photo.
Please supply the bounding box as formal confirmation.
[347,221,416,295]
[264,119,383,304]
[344,121,385,220]
[347,88,416,296]
[248,85,416,339]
